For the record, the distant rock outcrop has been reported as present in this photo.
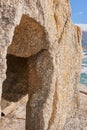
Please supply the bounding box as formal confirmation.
[77,24,87,49]
[82,31,87,48]
[0,0,82,130]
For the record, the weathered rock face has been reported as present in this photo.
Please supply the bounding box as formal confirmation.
[0,0,82,130]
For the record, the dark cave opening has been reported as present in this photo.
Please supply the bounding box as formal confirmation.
[2,54,29,102]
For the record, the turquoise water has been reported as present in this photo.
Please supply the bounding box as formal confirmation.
[80,73,87,85]
[80,49,87,86]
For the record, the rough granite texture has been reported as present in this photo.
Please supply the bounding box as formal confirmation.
[1,89,87,130]
[0,0,82,130]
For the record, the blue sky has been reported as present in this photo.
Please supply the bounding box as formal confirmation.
[70,0,87,24]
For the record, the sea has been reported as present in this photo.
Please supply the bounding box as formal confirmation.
[80,49,87,86]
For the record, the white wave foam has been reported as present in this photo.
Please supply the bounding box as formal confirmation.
[81,68,87,74]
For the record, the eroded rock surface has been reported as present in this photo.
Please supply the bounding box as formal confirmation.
[0,0,82,130]
[1,88,87,130]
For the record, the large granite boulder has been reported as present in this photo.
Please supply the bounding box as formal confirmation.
[0,0,82,130]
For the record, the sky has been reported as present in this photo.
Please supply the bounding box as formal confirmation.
[70,0,87,24]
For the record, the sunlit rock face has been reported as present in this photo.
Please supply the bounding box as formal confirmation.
[0,0,82,130]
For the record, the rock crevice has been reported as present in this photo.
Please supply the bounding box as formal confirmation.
[0,0,82,130]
